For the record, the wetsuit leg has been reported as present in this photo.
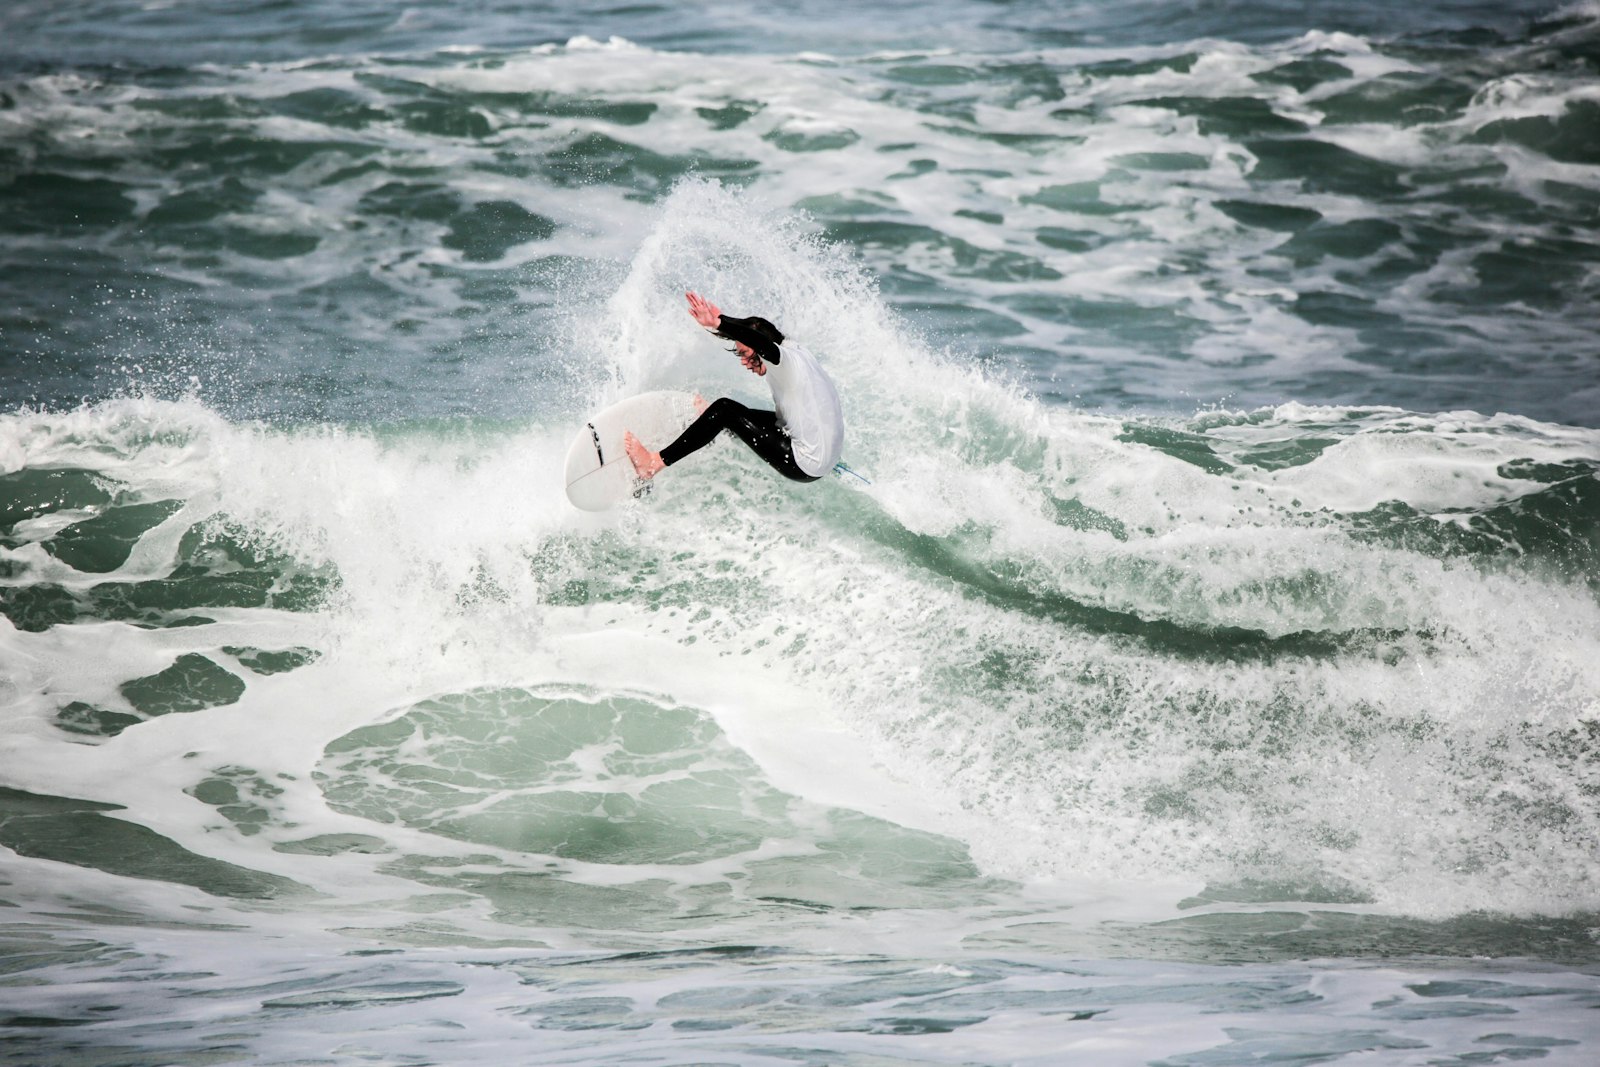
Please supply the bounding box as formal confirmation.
[659,397,819,482]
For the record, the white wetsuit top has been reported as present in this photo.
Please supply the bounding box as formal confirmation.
[765,342,844,477]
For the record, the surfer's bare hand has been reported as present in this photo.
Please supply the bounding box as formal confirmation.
[686,292,721,330]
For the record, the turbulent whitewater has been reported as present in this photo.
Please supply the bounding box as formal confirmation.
[2,1,1599,1064]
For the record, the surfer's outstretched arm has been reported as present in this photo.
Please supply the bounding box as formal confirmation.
[686,292,783,364]
[687,292,721,329]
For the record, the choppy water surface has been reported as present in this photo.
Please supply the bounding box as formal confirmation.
[2,1,1599,1064]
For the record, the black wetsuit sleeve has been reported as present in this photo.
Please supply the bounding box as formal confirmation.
[714,315,782,364]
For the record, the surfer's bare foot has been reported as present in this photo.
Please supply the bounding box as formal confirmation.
[693,392,708,416]
[623,431,664,480]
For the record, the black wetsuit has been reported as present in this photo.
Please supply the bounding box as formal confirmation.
[660,397,818,482]
[658,316,821,483]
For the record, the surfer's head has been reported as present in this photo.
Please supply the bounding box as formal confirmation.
[735,342,766,376]
[736,316,784,348]
[722,315,782,376]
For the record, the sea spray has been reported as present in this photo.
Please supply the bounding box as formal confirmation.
[4,3,1600,1063]
[6,186,1599,918]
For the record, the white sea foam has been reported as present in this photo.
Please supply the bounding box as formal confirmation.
[4,6,1600,1064]
[7,173,1600,929]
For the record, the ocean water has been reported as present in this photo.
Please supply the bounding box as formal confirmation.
[3,1,1600,1064]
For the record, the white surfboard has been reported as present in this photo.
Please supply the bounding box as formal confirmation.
[564,391,698,511]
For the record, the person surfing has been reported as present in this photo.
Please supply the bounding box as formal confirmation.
[624,292,844,485]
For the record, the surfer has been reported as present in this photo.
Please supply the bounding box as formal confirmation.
[624,292,844,484]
